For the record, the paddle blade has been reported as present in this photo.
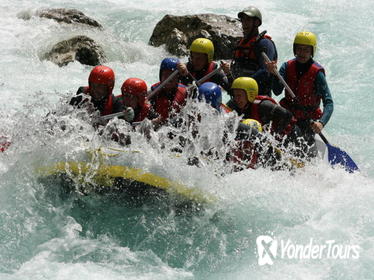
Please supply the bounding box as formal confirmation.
[326,143,359,173]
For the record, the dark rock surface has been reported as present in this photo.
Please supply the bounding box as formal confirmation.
[149,14,242,60]
[43,35,106,66]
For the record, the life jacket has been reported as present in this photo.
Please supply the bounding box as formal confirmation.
[150,83,187,120]
[80,86,114,116]
[189,61,217,82]
[281,58,324,120]
[233,33,275,74]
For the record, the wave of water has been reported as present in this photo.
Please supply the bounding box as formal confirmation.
[1,0,373,279]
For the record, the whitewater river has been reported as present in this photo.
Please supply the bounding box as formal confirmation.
[0,0,373,279]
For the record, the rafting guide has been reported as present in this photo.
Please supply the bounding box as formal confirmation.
[256,235,360,266]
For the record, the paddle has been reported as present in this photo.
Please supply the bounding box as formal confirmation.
[263,52,359,172]
[148,69,179,100]
[185,66,224,98]
[186,66,223,91]
[262,52,297,100]
[100,111,125,121]
[317,131,359,173]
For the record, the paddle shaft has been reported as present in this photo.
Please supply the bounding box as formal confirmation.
[317,132,329,145]
[100,111,125,121]
[262,52,297,99]
[187,66,223,91]
[148,69,179,100]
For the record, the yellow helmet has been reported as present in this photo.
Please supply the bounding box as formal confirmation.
[241,119,262,132]
[190,38,214,63]
[293,31,317,56]
[231,77,258,103]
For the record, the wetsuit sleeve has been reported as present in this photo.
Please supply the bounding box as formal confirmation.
[271,62,287,96]
[251,39,277,92]
[211,65,231,92]
[315,71,334,126]
[259,100,293,132]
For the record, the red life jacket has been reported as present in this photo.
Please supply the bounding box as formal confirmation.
[189,62,217,82]
[83,86,114,116]
[281,59,324,120]
[234,34,273,61]
[150,83,187,120]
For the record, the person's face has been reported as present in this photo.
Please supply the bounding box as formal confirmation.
[122,93,138,109]
[90,83,109,102]
[190,52,208,71]
[232,89,249,109]
[161,69,178,89]
[240,15,258,37]
[295,44,313,63]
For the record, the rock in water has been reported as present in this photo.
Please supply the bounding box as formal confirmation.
[18,8,102,29]
[149,14,242,60]
[43,35,106,67]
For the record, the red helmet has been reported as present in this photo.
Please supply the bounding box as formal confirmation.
[121,78,147,104]
[88,65,115,94]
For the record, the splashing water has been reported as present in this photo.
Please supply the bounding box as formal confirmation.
[1,0,374,279]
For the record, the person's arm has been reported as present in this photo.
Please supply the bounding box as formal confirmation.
[251,39,276,81]
[177,62,193,86]
[211,64,230,92]
[316,71,334,126]
[259,100,293,132]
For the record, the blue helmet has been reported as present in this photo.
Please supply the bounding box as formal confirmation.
[198,82,222,110]
[159,57,179,80]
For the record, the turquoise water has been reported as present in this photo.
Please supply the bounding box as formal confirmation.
[0,0,373,279]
